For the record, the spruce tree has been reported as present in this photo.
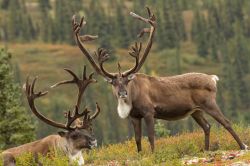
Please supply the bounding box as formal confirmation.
[1,0,9,9]
[38,0,52,42]
[220,40,238,118]
[231,22,249,108]
[191,9,209,57]
[98,16,114,55]
[0,49,35,149]
[171,0,187,41]
[54,0,75,44]
[115,1,130,48]
[160,0,177,49]
[6,0,21,41]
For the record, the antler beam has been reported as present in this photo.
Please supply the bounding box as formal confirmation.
[123,7,156,76]
[24,77,69,130]
[72,15,115,79]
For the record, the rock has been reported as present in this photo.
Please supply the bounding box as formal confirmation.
[230,161,250,166]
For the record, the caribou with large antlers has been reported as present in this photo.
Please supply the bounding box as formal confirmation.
[2,66,100,166]
[72,7,247,152]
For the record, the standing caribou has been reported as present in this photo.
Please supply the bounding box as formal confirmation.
[72,7,247,152]
[2,66,100,166]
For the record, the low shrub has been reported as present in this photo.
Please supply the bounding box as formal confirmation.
[1,124,250,165]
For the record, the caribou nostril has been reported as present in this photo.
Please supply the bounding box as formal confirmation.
[119,91,127,97]
[89,138,97,148]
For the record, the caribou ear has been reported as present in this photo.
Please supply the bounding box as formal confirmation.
[104,77,113,83]
[58,131,67,137]
[128,74,136,80]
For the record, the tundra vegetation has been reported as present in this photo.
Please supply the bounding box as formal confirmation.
[0,0,250,165]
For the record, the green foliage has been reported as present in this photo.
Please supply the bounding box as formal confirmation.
[38,0,53,42]
[191,9,209,57]
[54,0,74,44]
[115,1,130,48]
[13,149,75,166]
[81,124,250,165]
[6,0,35,42]
[1,0,9,9]
[154,120,170,138]
[0,49,35,149]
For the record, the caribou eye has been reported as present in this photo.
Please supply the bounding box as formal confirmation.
[127,74,135,80]
[71,134,79,140]
[104,77,113,84]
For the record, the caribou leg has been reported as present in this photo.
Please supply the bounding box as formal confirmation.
[192,110,211,150]
[144,114,155,152]
[3,152,16,166]
[131,117,142,152]
[204,101,246,150]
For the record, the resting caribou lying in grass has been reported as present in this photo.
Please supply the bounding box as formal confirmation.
[72,7,247,152]
[2,66,100,166]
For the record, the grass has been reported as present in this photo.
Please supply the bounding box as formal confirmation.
[1,124,250,166]
[83,124,250,165]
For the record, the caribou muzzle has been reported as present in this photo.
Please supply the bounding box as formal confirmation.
[88,138,97,149]
[118,90,128,99]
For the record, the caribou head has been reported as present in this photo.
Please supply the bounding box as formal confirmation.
[72,7,156,103]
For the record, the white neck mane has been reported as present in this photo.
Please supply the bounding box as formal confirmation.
[117,99,132,119]
[69,151,84,165]
[57,136,84,165]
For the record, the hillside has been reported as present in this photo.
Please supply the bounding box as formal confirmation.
[83,125,250,165]
[1,125,249,165]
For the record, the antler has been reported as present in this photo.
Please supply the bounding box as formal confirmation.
[51,65,96,108]
[25,66,100,131]
[77,103,101,129]
[72,15,115,79]
[123,7,156,76]
[51,66,100,129]
[95,48,115,79]
[24,77,70,130]
[123,42,142,76]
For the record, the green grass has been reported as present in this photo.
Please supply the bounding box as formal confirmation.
[83,124,250,165]
[1,124,250,166]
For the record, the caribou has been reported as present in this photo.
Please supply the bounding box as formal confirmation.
[2,66,100,166]
[72,7,247,152]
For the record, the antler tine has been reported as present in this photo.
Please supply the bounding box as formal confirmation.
[65,106,87,129]
[95,48,115,79]
[77,103,100,129]
[24,76,31,96]
[90,102,101,120]
[130,7,156,26]
[51,68,78,88]
[123,42,142,76]
[124,7,156,76]
[79,35,99,43]
[83,65,87,80]
[51,67,96,88]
